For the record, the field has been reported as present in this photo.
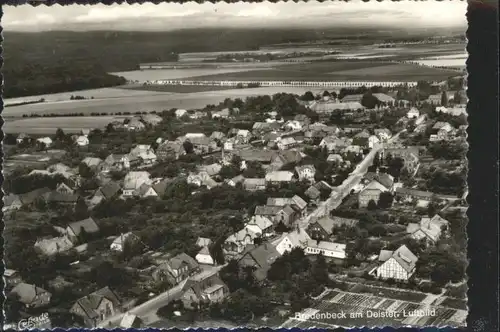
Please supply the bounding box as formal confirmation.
[181,61,459,82]
[121,84,240,94]
[2,86,332,119]
[3,150,67,174]
[3,116,125,134]
[280,288,467,328]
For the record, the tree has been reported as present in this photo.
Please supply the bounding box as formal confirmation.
[367,199,378,210]
[75,196,89,219]
[55,128,66,141]
[378,192,394,209]
[361,91,379,109]
[441,91,448,107]
[301,91,315,101]
[78,163,95,179]
[183,140,194,154]
[4,133,17,145]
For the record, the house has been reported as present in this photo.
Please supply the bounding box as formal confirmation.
[120,312,143,329]
[368,135,380,148]
[432,121,454,133]
[305,185,322,201]
[426,94,443,105]
[382,147,420,175]
[151,178,172,197]
[199,163,222,177]
[141,114,163,126]
[110,232,140,251]
[307,216,359,240]
[10,283,51,308]
[374,129,392,142]
[270,150,303,170]
[238,243,281,281]
[125,118,146,131]
[223,228,259,258]
[134,183,159,198]
[156,141,185,161]
[90,181,121,205]
[153,253,201,285]
[66,218,100,241]
[267,195,308,218]
[16,133,30,144]
[277,137,297,150]
[187,172,219,189]
[407,107,420,119]
[182,135,216,154]
[36,137,53,147]
[305,240,346,259]
[243,178,266,191]
[42,191,79,206]
[196,237,213,248]
[265,171,294,184]
[407,214,449,244]
[284,120,303,131]
[70,287,121,328]
[137,149,157,165]
[3,194,22,212]
[81,157,103,170]
[180,270,228,309]
[371,245,418,282]
[226,174,245,187]
[415,114,427,126]
[195,246,215,265]
[236,129,252,143]
[295,165,316,182]
[102,154,130,171]
[254,205,282,223]
[55,182,74,195]
[75,135,90,146]
[395,187,436,204]
[358,180,390,208]
[275,228,312,255]
[245,215,274,238]
[364,172,395,191]
[327,154,343,164]
[294,114,311,126]
[122,171,151,197]
[34,236,74,256]
[4,269,23,288]
[175,109,188,118]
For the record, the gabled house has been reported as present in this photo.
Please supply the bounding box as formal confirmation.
[56,182,75,195]
[75,135,90,147]
[187,172,219,189]
[223,228,259,258]
[267,195,308,218]
[295,165,316,182]
[4,269,23,288]
[81,157,103,170]
[110,232,140,252]
[195,246,215,265]
[180,270,228,309]
[254,205,282,223]
[10,283,51,308]
[305,240,346,259]
[270,150,303,171]
[120,312,143,329]
[36,137,53,148]
[34,236,74,256]
[406,214,449,245]
[153,253,201,285]
[307,216,358,240]
[407,107,420,119]
[102,154,130,172]
[277,137,297,150]
[66,218,100,242]
[141,114,163,126]
[156,141,185,161]
[245,215,275,238]
[196,237,212,248]
[358,180,390,208]
[371,245,418,282]
[243,178,266,191]
[275,228,311,255]
[122,171,151,197]
[238,243,281,281]
[265,171,294,184]
[70,287,121,328]
[133,183,159,198]
[175,109,188,118]
[90,181,121,205]
[305,185,321,201]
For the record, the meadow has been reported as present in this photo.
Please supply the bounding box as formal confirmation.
[3,116,124,134]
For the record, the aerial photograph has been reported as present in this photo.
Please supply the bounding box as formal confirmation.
[1,1,468,329]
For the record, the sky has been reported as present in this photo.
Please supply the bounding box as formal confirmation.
[2,1,467,32]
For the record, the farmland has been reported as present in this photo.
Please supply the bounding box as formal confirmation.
[181,61,459,82]
[120,84,240,94]
[3,116,125,135]
[280,288,467,328]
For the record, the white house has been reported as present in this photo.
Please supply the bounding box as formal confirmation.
[407,107,420,119]
[277,137,297,150]
[305,240,346,259]
[36,137,53,147]
[175,109,188,118]
[122,171,152,197]
[75,135,90,146]
[284,120,302,131]
[368,135,380,149]
[110,232,139,252]
[195,246,215,265]
[295,165,316,182]
[244,215,274,237]
[406,214,449,244]
[370,245,418,282]
[275,228,311,255]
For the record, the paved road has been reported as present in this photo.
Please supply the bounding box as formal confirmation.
[298,129,405,228]
[98,265,226,328]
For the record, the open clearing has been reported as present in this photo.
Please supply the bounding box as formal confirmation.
[3,116,124,134]
[120,84,240,93]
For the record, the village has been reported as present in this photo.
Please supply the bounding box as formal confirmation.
[2,81,468,328]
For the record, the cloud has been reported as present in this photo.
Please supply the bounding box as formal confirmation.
[2,1,467,32]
